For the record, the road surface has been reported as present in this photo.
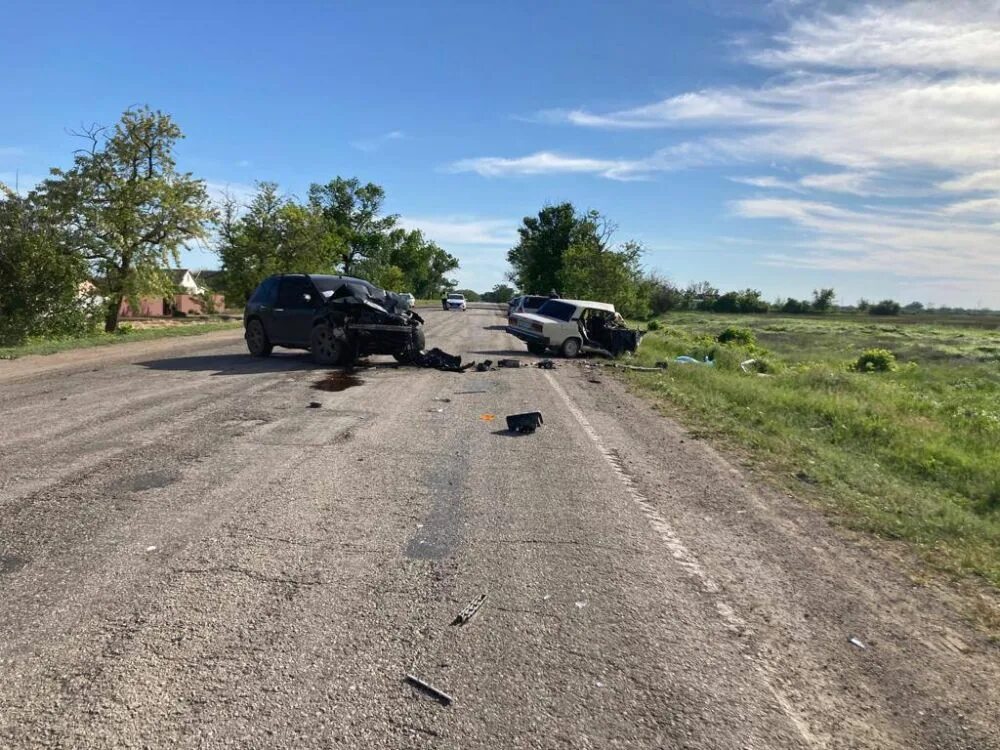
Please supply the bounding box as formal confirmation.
[1,306,997,749]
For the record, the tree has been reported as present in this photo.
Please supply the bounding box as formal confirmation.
[481,283,515,303]
[870,299,901,316]
[559,224,648,317]
[811,287,836,312]
[0,186,91,345]
[781,297,811,314]
[454,288,481,302]
[37,106,213,332]
[507,203,578,294]
[904,301,925,312]
[308,177,396,274]
[215,183,338,304]
[376,228,459,298]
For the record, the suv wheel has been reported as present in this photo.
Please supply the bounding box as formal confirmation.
[560,337,581,358]
[245,319,273,357]
[310,324,345,365]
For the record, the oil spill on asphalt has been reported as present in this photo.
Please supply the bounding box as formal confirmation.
[313,373,364,392]
[0,555,28,575]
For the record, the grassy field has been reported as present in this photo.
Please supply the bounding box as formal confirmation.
[623,312,1000,590]
[0,320,242,359]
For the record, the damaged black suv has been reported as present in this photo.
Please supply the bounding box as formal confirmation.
[243,274,425,366]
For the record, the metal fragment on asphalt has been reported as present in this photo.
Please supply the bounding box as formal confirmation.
[405,673,454,706]
[849,637,867,649]
[451,593,488,626]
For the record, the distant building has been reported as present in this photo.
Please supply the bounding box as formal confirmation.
[117,269,226,318]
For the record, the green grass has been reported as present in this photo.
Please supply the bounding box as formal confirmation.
[0,321,242,359]
[622,312,1000,587]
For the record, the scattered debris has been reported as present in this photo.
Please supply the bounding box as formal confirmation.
[849,636,867,650]
[589,362,665,372]
[575,600,587,609]
[145,546,157,553]
[429,408,444,413]
[588,378,602,384]
[308,401,322,408]
[475,360,495,372]
[433,397,452,403]
[536,359,556,369]
[674,355,715,366]
[405,674,454,706]
[506,412,544,433]
[413,348,467,372]
[479,413,497,422]
[450,593,488,626]
[498,359,521,368]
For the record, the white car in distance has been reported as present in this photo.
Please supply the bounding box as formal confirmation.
[446,293,467,311]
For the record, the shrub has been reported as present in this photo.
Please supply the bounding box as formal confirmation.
[646,319,662,331]
[115,323,135,336]
[717,326,756,347]
[853,348,898,372]
[869,299,901,316]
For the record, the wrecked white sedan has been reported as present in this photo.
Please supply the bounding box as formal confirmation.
[506,298,643,358]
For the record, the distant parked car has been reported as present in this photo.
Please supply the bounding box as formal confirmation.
[399,292,416,308]
[507,298,642,358]
[243,273,424,365]
[445,293,467,311]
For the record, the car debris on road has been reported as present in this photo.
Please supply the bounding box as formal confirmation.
[505,412,544,433]
[404,674,454,706]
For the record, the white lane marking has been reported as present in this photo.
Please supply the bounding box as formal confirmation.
[543,370,745,630]
[543,370,822,748]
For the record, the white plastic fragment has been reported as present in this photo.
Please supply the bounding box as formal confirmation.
[849,636,867,649]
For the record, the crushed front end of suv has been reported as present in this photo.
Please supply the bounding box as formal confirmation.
[243,273,425,366]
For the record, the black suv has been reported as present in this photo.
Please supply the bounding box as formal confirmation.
[243,274,425,366]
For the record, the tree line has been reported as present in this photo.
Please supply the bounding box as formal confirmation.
[0,106,460,345]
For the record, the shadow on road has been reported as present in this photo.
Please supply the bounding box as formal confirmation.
[481,325,509,331]
[137,352,319,376]
[468,348,533,357]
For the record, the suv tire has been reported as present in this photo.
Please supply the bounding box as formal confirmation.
[311,324,346,366]
[245,319,273,357]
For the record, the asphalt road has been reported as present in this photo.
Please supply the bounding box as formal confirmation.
[1,306,997,749]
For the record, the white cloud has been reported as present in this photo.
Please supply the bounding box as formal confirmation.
[941,196,1000,216]
[448,145,713,181]
[750,2,1000,71]
[351,130,406,153]
[728,175,803,191]
[398,215,517,247]
[204,180,258,205]
[939,168,1000,192]
[798,171,879,195]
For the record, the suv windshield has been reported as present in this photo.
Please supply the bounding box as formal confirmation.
[448,294,464,300]
[536,300,576,321]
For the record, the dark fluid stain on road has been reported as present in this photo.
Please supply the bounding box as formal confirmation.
[313,373,364,392]
[126,470,181,492]
[0,555,28,575]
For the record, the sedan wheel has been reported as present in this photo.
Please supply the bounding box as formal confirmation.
[560,337,581,358]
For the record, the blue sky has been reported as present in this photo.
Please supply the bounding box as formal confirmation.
[2,1,999,307]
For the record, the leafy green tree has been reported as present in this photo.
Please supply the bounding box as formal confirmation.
[870,299,901,316]
[215,183,338,304]
[374,228,459,298]
[0,186,92,344]
[559,221,648,317]
[507,203,578,294]
[308,177,396,275]
[781,297,811,314]
[37,106,213,332]
[453,288,481,302]
[811,287,836,312]
[481,283,515,303]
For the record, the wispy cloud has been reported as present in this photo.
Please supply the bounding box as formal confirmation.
[448,144,713,181]
[398,215,518,247]
[350,130,406,153]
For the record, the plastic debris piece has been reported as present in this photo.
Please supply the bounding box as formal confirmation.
[475,360,495,372]
[849,637,867,650]
[145,546,157,553]
[498,359,521,368]
[505,412,543,433]
[575,601,587,609]
[405,674,454,706]
[674,355,714,366]
[450,593,488,626]
[308,401,322,408]
[536,359,556,369]
[479,413,497,422]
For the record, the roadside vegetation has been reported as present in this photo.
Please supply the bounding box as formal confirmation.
[0,320,241,359]
[623,312,1000,588]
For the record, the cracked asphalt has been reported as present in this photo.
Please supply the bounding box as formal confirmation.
[1,305,998,749]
